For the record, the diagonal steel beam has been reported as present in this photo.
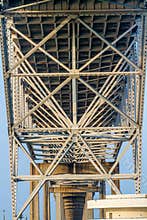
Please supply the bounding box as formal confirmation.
[15,56,66,128]
[28,95,59,128]
[109,131,138,174]
[78,77,138,127]
[79,18,141,71]
[7,16,71,74]
[18,65,70,128]
[10,24,70,72]
[78,135,121,194]
[112,40,135,72]
[13,77,71,128]
[15,134,73,219]
[80,41,135,128]
[5,0,50,11]
[90,78,123,127]
[10,25,70,72]
[78,96,98,127]
[14,42,73,128]
[90,58,134,127]
[14,136,43,175]
[13,51,72,131]
[78,19,140,72]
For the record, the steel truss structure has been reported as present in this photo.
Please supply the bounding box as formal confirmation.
[0,0,147,219]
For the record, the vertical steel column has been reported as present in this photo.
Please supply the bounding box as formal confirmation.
[111,164,120,195]
[0,18,17,219]
[136,15,147,193]
[72,21,77,125]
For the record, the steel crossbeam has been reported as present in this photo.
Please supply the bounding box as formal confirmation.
[2,9,147,17]
[11,71,141,77]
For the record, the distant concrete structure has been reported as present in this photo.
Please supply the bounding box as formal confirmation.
[0,0,147,220]
[87,194,147,219]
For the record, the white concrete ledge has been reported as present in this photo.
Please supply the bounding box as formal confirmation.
[87,194,147,209]
[87,194,147,219]
[88,198,147,209]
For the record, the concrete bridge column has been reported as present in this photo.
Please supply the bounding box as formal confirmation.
[30,165,39,220]
[55,192,65,220]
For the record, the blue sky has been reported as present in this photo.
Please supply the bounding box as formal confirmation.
[0,55,147,219]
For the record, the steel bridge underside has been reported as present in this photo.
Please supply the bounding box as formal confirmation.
[0,0,147,219]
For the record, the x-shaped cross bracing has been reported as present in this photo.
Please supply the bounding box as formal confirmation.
[13,127,138,219]
[9,16,140,129]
